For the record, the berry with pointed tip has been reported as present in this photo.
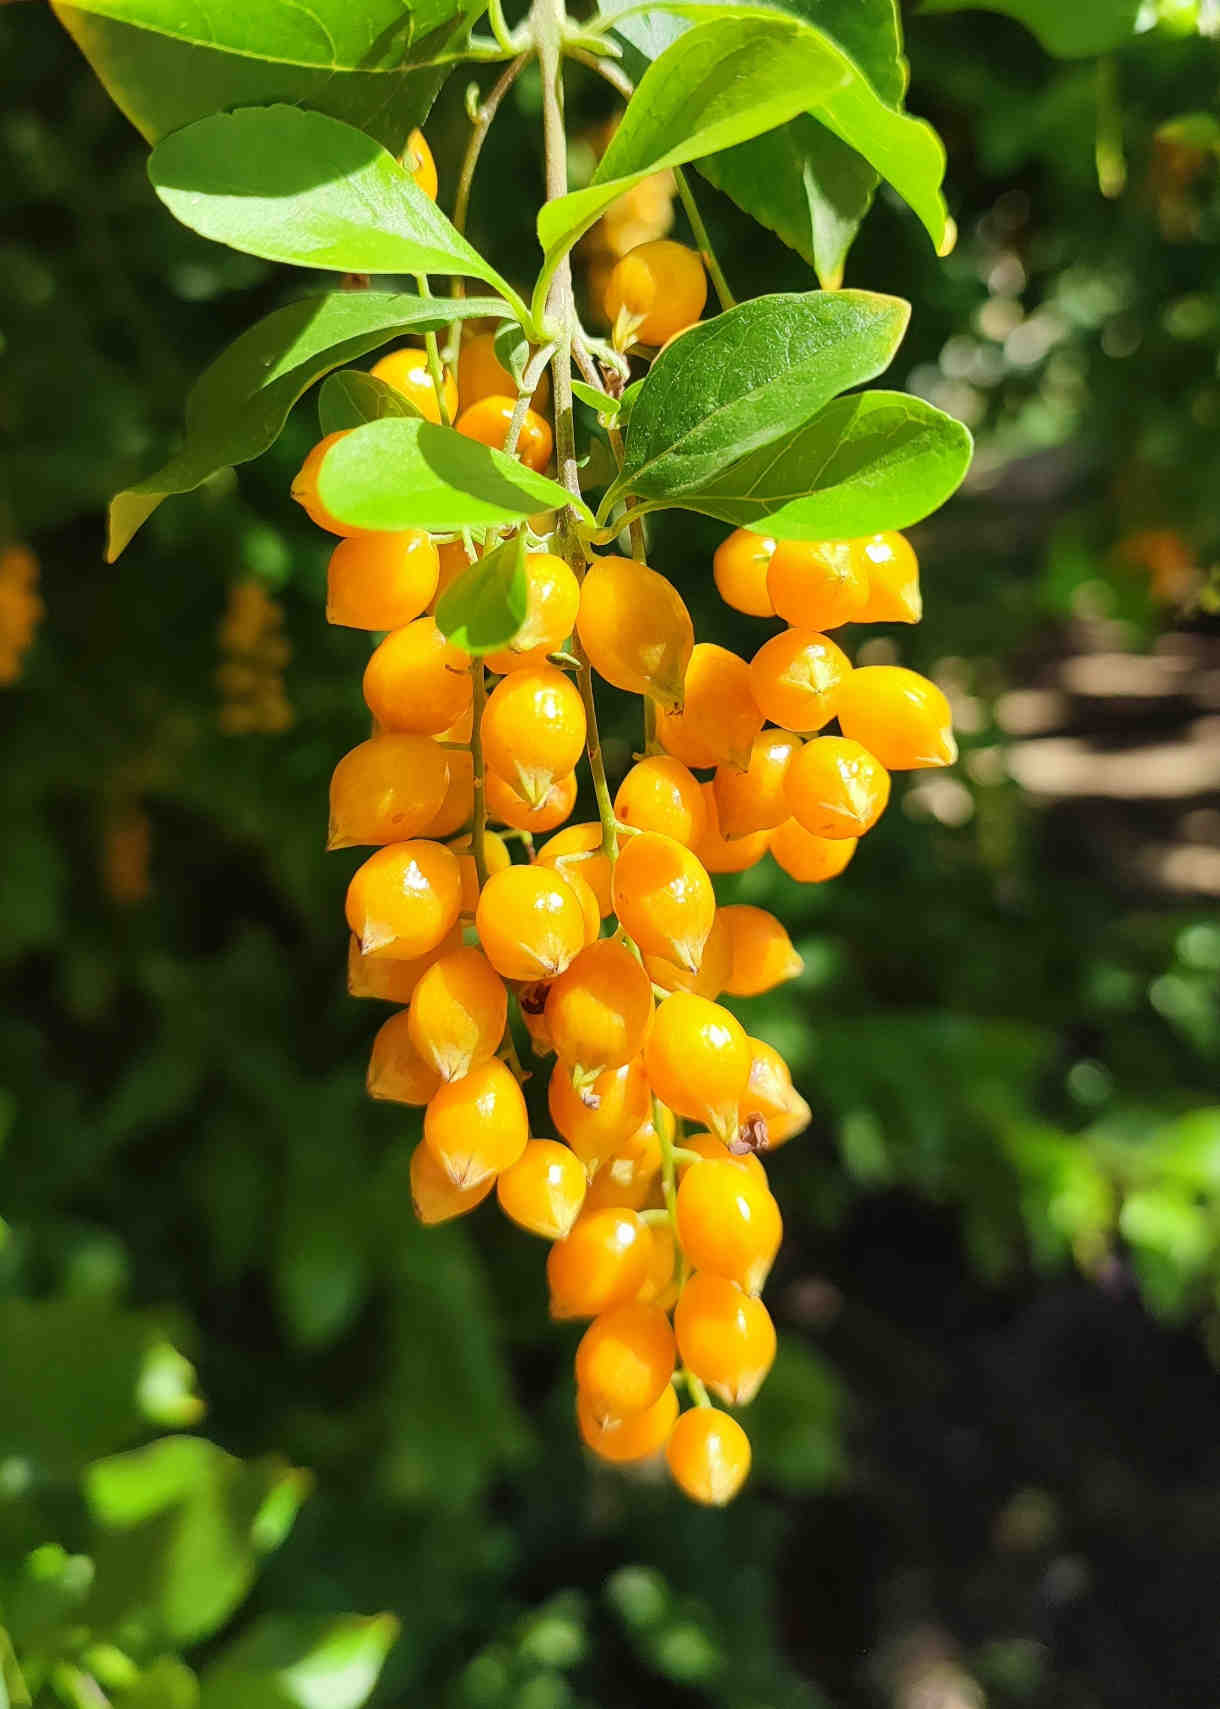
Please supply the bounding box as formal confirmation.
[767,537,868,630]
[645,992,752,1143]
[674,1273,777,1406]
[347,925,463,1004]
[475,864,587,981]
[292,432,370,537]
[657,643,763,772]
[748,629,852,734]
[614,755,707,847]
[326,531,439,630]
[577,1379,678,1463]
[496,1138,587,1239]
[537,823,613,916]
[450,829,512,914]
[666,1406,751,1505]
[675,1157,782,1294]
[485,767,577,834]
[363,618,472,735]
[545,938,654,1075]
[456,395,553,472]
[367,1009,442,1105]
[853,532,922,623]
[484,552,577,672]
[481,663,586,810]
[835,666,957,769]
[784,736,891,839]
[547,1208,652,1319]
[739,1037,811,1149]
[644,907,733,1001]
[576,1302,676,1422]
[691,782,771,875]
[712,529,776,618]
[582,1124,662,1213]
[678,1130,767,1187]
[769,820,858,884]
[605,240,707,348]
[410,1140,493,1224]
[712,731,802,838]
[345,840,463,960]
[423,1057,529,1188]
[718,905,804,997]
[328,735,450,848]
[577,556,693,711]
[404,128,438,199]
[458,329,550,411]
[407,946,508,1081]
[548,1058,653,1163]
[370,346,458,422]
[422,748,475,838]
[612,832,715,973]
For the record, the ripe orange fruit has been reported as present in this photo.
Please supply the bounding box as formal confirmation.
[496,1138,587,1239]
[712,529,776,618]
[605,240,707,347]
[537,823,613,916]
[475,864,587,981]
[407,946,508,1081]
[614,755,707,846]
[548,1057,653,1163]
[326,530,439,630]
[345,840,463,960]
[611,832,715,972]
[643,906,733,1002]
[484,552,578,673]
[422,748,475,839]
[363,618,472,736]
[577,1380,678,1463]
[834,666,957,769]
[481,663,586,809]
[748,629,851,733]
[545,938,654,1074]
[852,532,922,623]
[404,129,438,200]
[485,767,577,834]
[739,1037,811,1149]
[718,905,804,997]
[666,1406,751,1504]
[547,1208,652,1319]
[674,1273,776,1406]
[691,782,771,876]
[456,395,553,472]
[712,731,801,837]
[346,926,462,1004]
[784,736,891,840]
[292,432,370,537]
[410,1141,494,1224]
[367,1009,441,1105]
[769,820,858,884]
[370,346,458,422]
[674,1157,782,1294]
[575,1302,675,1421]
[644,992,751,1143]
[767,537,868,630]
[458,329,550,412]
[328,735,450,848]
[576,556,693,711]
[657,643,763,772]
[423,1057,529,1188]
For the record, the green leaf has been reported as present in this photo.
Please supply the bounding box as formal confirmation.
[919,0,1140,57]
[1158,113,1220,153]
[149,108,528,323]
[492,322,531,390]
[611,290,910,503]
[120,1659,200,1709]
[572,381,622,417]
[108,291,506,560]
[199,1614,398,1709]
[315,419,585,532]
[50,0,482,151]
[435,533,528,654]
[644,390,972,538]
[318,371,421,437]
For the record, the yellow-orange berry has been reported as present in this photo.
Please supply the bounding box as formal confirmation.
[458,329,550,412]
[767,538,868,630]
[537,823,613,916]
[739,1037,811,1149]
[719,905,804,997]
[749,629,851,733]
[423,1057,529,1188]
[614,755,707,847]
[612,832,715,973]
[548,1058,652,1163]
[484,552,579,672]
[677,1130,767,1188]
[577,1380,678,1463]
[432,540,470,609]
[326,530,439,630]
[363,618,472,735]
[347,925,462,1004]
[666,1406,751,1505]
[577,556,693,712]
[423,748,475,838]
[496,1137,587,1239]
[563,866,604,946]
[674,1157,782,1294]
[485,767,577,834]
[367,1009,442,1105]
[691,782,771,875]
[576,1302,675,1422]
[545,938,654,1074]
[658,643,763,772]
[456,395,553,473]
[769,820,858,884]
[407,946,507,1081]
[784,736,890,839]
[835,666,957,769]
[635,1222,679,1310]
[451,828,512,914]
[547,1208,652,1319]
[582,1124,662,1213]
[475,864,586,981]
[852,532,922,623]
[481,664,586,809]
[404,128,438,200]
[712,731,801,837]
[605,240,707,347]
[645,992,751,1143]
[643,907,733,1002]
[410,1140,494,1224]
[370,346,458,423]
[292,432,370,537]
[712,529,776,618]
[345,840,463,959]
[328,735,450,848]
[674,1273,776,1406]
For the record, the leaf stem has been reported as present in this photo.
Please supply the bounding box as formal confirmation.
[453,52,532,253]
[414,275,453,426]
[674,168,736,311]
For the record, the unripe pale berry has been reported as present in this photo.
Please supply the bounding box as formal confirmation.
[712,529,776,618]
[691,782,771,876]
[475,864,587,980]
[749,629,851,734]
[575,1302,675,1422]
[666,1406,751,1505]
[605,240,707,348]
[367,1009,441,1105]
[719,905,804,997]
[769,820,858,884]
[407,946,507,1081]
[835,666,957,769]
[577,556,693,712]
[292,432,369,537]
[347,925,462,1004]
[404,128,438,200]
[644,907,733,1002]
[423,1057,529,1188]
[644,992,752,1143]
[577,1379,678,1463]
[345,840,463,960]
[614,755,707,847]
[658,643,763,772]
[547,1208,652,1319]
[675,1157,782,1295]
[483,552,577,672]
[545,938,654,1075]
[496,1138,587,1239]
[739,1037,811,1149]
[410,1140,494,1225]
[326,530,439,630]
[548,1058,652,1163]
[674,1273,776,1406]
[485,767,577,834]
[712,732,802,837]
[537,823,613,916]
[481,663,586,809]
[458,329,550,412]
[370,346,458,422]
[456,395,553,472]
[767,537,868,630]
[328,735,450,848]
[363,618,472,735]
[784,736,891,840]
[852,532,922,623]
[612,832,715,973]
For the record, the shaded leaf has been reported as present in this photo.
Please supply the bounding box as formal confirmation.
[199,1613,398,1709]
[318,371,420,437]
[920,0,1140,57]
[436,532,529,654]
[120,1659,200,1709]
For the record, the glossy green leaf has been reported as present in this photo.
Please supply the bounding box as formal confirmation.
[435,532,528,654]
[611,290,910,503]
[318,371,421,437]
[315,418,584,532]
[647,390,972,539]
[199,1614,398,1709]
[492,322,531,389]
[149,109,527,321]
[919,0,1140,56]
[108,291,507,560]
[572,380,622,417]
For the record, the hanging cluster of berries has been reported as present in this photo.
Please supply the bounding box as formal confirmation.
[0,543,43,686]
[216,577,293,733]
[289,140,956,1505]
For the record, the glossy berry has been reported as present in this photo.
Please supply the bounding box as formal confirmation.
[404,128,438,200]
[292,432,369,537]
[577,556,693,712]
[675,1157,782,1295]
[582,1125,661,1213]
[410,1141,493,1224]
[458,329,550,411]
[481,663,586,809]
[712,731,801,838]
[835,666,957,769]
[484,552,579,673]
[784,736,891,840]
[475,864,587,981]
[692,782,771,876]
[719,905,804,997]
[644,905,733,1002]
[345,840,463,960]
[674,1273,777,1406]
[423,1057,529,1188]
[853,532,922,623]
[614,755,707,847]
[432,539,470,608]
[612,832,715,973]
[577,1380,678,1464]
[769,819,858,884]
[575,1302,675,1422]
[423,748,475,839]
[496,1138,587,1239]
[712,529,776,618]
[347,925,462,1004]
[367,1009,441,1105]
[749,629,851,734]
[407,946,507,1081]
[326,530,439,630]
[739,1037,811,1149]
[605,240,707,347]
[547,1207,652,1319]
[767,537,868,630]
[456,395,553,473]
[548,1058,653,1163]
[363,618,472,736]
[677,1130,767,1188]
[562,865,604,946]
[635,1222,679,1310]
[537,823,613,916]
[545,939,654,1074]
[645,992,752,1143]
[328,735,450,848]
[370,345,458,422]
[486,767,576,834]
[658,643,763,772]
[451,829,512,913]
[666,1406,751,1505]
